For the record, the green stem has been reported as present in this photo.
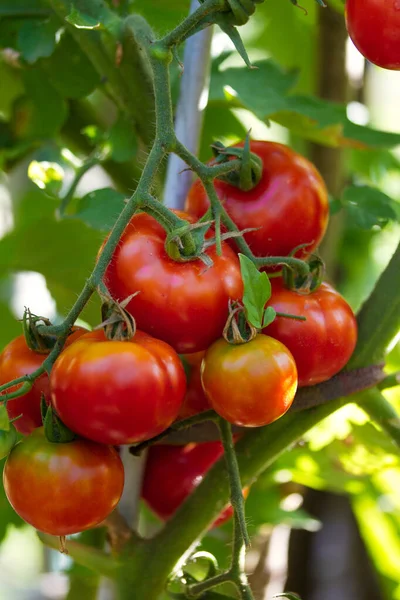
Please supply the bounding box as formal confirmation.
[348,241,400,369]
[160,0,224,48]
[38,532,118,578]
[0,380,33,401]
[378,372,400,391]
[66,528,106,600]
[58,155,100,217]
[218,418,249,547]
[357,388,400,449]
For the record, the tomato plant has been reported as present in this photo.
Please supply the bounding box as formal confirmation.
[0,328,87,435]
[50,329,186,445]
[346,0,400,70]
[0,425,17,460]
[201,334,298,426]
[142,442,235,527]
[104,211,243,353]
[3,427,124,535]
[264,279,358,387]
[186,141,329,260]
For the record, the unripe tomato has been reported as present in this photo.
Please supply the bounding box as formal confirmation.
[142,442,236,527]
[185,141,329,260]
[4,428,124,536]
[103,212,243,354]
[264,279,358,387]
[201,334,297,427]
[50,329,186,445]
[0,327,87,435]
[346,0,400,70]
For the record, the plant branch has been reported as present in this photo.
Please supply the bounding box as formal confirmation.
[58,154,100,217]
[160,0,224,48]
[357,388,400,449]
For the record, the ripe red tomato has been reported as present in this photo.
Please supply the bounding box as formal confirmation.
[50,329,186,445]
[178,361,210,419]
[142,442,235,527]
[185,141,329,260]
[104,211,243,354]
[264,279,358,387]
[201,334,297,427]
[3,427,124,536]
[0,328,87,435]
[346,0,400,70]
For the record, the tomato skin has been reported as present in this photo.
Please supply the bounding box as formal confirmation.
[104,212,243,354]
[185,141,328,260]
[50,329,186,445]
[178,363,210,419]
[346,0,400,70]
[142,442,234,527]
[0,328,87,435]
[201,334,297,427]
[264,279,358,387]
[3,428,124,536]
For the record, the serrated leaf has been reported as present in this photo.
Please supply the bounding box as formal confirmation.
[17,18,58,64]
[0,405,10,431]
[239,254,272,329]
[74,188,126,231]
[66,7,100,29]
[262,306,276,329]
[342,186,400,230]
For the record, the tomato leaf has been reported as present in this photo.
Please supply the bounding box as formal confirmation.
[262,306,276,329]
[274,594,303,600]
[66,7,101,30]
[342,185,400,230]
[74,188,126,231]
[0,405,10,432]
[17,18,58,64]
[239,254,272,329]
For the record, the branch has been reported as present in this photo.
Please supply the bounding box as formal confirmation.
[358,388,400,449]
[38,532,118,578]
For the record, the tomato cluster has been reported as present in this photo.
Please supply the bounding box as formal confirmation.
[0,140,357,537]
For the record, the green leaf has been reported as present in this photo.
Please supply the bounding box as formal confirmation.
[108,115,138,163]
[0,405,10,431]
[0,59,24,121]
[66,7,101,29]
[74,188,126,231]
[274,594,302,600]
[342,186,400,230]
[262,306,276,329]
[239,254,272,329]
[17,18,58,64]
[28,160,64,196]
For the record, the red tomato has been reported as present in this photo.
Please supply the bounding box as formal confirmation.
[346,0,400,70]
[142,442,236,527]
[103,212,243,354]
[50,329,186,445]
[264,279,358,387]
[178,363,210,419]
[0,328,87,435]
[185,141,328,260]
[201,334,297,427]
[3,427,124,536]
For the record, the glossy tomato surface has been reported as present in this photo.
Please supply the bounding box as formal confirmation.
[264,279,358,387]
[201,334,297,427]
[0,328,87,435]
[104,212,243,353]
[186,141,329,260]
[50,329,186,445]
[142,442,234,527]
[346,0,400,70]
[3,427,124,535]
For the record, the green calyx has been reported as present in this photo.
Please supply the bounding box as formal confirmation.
[43,405,76,444]
[165,221,212,263]
[283,252,325,293]
[22,308,56,354]
[211,138,263,192]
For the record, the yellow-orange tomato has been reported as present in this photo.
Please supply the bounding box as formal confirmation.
[201,334,297,427]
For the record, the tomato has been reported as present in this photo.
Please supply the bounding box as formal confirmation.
[104,211,243,354]
[50,329,186,445]
[264,279,358,387]
[178,363,210,419]
[201,334,297,427]
[185,141,329,260]
[3,428,124,536]
[142,442,236,527]
[346,0,400,70]
[0,328,87,435]
[0,425,18,460]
